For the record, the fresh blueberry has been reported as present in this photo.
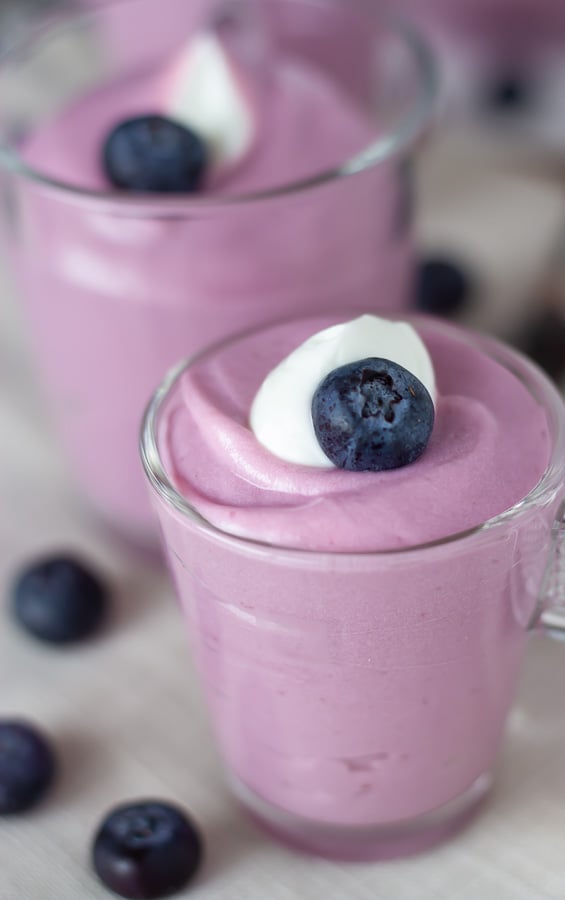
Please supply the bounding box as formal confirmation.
[312,358,435,472]
[92,801,203,899]
[484,71,532,113]
[12,556,108,645]
[416,257,472,317]
[103,116,208,194]
[0,720,56,815]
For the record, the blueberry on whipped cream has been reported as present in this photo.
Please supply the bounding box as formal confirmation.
[312,358,435,471]
[250,314,436,469]
[103,29,257,193]
[103,115,208,193]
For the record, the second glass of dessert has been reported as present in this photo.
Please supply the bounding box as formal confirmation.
[0,0,436,544]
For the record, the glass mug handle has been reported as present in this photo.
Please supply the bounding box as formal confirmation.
[535,503,565,637]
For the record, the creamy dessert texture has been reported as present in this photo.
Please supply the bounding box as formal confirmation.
[15,12,415,541]
[23,34,377,195]
[159,314,551,551]
[16,21,409,537]
[150,313,558,835]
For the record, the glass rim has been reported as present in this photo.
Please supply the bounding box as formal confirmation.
[0,0,438,210]
[140,312,565,561]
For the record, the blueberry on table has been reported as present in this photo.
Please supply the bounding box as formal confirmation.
[0,720,56,815]
[484,71,532,113]
[12,556,108,645]
[92,801,203,899]
[312,358,435,472]
[416,256,472,317]
[103,116,208,193]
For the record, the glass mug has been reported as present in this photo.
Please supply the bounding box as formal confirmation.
[0,0,436,545]
[140,315,565,861]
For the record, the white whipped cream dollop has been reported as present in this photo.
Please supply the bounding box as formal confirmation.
[250,315,437,468]
[162,33,254,165]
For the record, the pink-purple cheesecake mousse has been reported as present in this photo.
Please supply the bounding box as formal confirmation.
[148,313,558,840]
[159,315,550,551]
[14,22,406,539]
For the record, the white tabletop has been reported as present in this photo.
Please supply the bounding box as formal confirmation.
[2,130,565,900]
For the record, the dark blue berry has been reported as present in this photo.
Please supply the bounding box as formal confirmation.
[416,257,472,317]
[103,116,208,194]
[92,801,203,899]
[312,358,435,472]
[485,71,532,113]
[12,556,107,645]
[0,720,56,815]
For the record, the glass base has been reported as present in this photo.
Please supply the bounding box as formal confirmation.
[231,772,493,862]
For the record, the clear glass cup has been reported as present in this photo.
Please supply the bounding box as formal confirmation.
[140,315,565,861]
[0,0,436,546]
